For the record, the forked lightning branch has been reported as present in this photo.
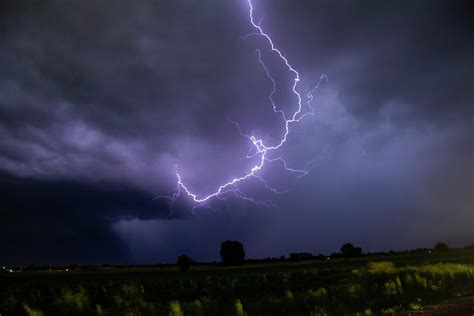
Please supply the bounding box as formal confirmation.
[163,0,327,209]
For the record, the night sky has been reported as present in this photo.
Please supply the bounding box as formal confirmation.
[1,0,472,265]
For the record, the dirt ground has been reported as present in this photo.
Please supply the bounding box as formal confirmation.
[397,296,474,316]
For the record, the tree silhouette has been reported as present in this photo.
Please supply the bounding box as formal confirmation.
[220,240,245,265]
[434,242,449,252]
[289,252,313,260]
[340,243,362,258]
[177,255,193,272]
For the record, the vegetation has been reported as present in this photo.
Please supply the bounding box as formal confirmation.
[177,255,193,273]
[220,240,245,266]
[1,246,473,315]
[340,243,363,258]
[434,242,449,252]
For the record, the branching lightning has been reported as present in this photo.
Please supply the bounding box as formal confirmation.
[162,0,327,210]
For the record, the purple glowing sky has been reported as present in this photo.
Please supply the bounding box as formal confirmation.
[0,0,472,264]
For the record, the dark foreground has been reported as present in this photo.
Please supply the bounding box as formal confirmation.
[1,249,473,315]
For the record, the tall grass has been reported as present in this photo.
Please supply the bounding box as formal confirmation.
[1,250,473,315]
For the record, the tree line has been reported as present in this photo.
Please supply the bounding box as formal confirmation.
[176,240,454,272]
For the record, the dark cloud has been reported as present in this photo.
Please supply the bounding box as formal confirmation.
[0,0,472,264]
[0,171,176,265]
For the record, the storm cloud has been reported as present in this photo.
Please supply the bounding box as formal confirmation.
[0,0,472,264]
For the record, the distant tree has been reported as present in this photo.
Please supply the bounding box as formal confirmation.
[289,252,313,260]
[410,248,430,254]
[434,242,449,252]
[315,254,326,260]
[330,252,342,258]
[177,255,193,272]
[220,240,245,265]
[340,243,362,258]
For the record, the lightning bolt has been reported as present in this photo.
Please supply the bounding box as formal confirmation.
[163,0,327,209]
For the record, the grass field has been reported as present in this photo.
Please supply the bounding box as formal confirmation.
[1,248,474,315]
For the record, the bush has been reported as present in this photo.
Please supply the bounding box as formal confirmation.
[177,255,193,272]
[23,304,43,316]
[53,287,90,315]
[169,300,183,316]
[434,242,449,252]
[234,299,246,316]
[340,243,363,257]
[368,261,395,273]
[384,277,403,296]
